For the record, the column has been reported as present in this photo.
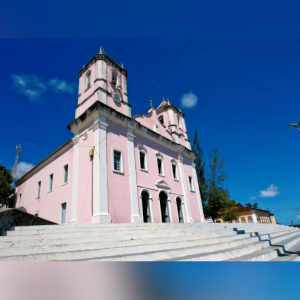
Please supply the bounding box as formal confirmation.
[178,153,194,223]
[69,135,79,224]
[92,115,111,224]
[192,162,205,223]
[251,210,258,223]
[127,128,142,223]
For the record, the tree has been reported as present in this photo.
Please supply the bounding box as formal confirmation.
[206,147,230,221]
[0,165,15,208]
[245,202,258,209]
[221,209,239,222]
[192,130,208,206]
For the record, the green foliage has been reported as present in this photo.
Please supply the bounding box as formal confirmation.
[245,202,258,209]
[0,165,15,207]
[192,130,208,205]
[221,209,239,222]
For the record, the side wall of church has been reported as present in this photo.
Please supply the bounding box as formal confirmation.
[15,145,74,224]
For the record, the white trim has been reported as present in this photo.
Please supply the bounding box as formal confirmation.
[70,135,79,224]
[127,128,142,223]
[92,115,111,224]
[178,154,193,223]
[191,162,205,223]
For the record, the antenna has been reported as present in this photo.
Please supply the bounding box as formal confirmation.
[12,144,22,185]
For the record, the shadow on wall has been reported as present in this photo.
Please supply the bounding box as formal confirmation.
[0,208,57,236]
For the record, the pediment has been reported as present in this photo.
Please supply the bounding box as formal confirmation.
[155,180,171,190]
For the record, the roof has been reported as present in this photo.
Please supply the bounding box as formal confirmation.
[218,206,274,215]
[15,139,72,186]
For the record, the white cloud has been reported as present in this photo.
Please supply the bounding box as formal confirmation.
[259,184,279,198]
[16,162,35,179]
[11,74,47,103]
[48,79,77,93]
[180,92,198,108]
[250,196,257,200]
[295,215,300,224]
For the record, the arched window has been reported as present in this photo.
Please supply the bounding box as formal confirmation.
[111,69,118,87]
[241,217,246,223]
[235,219,240,223]
[248,216,253,223]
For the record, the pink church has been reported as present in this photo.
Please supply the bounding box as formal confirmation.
[15,49,205,225]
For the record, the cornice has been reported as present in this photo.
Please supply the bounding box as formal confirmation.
[156,103,185,117]
[67,101,195,158]
[78,53,128,78]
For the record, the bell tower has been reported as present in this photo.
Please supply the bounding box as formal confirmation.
[75,48,131,118]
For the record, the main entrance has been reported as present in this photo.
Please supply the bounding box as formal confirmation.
[159,191,170,223]
[141,191,151,223]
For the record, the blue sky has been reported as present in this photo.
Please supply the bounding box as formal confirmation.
[1,39,300,225]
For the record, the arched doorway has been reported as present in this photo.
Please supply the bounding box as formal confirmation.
[159,191,170,223]
[141,190,151,223]
[176,197,184,223]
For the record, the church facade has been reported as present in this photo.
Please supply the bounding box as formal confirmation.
[15,50,205,225]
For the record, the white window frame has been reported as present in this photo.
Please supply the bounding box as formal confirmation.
[60,201,67,225]
[139,151,147,171]
[48,173,54,192]
[112,148,123,173]
[85,70,91,90]
[36,180,41,199]
[18,193,22,207]
[188,176,194,191]
[62,164,69,185]
[172,164,178,180]
[157,158,164,176]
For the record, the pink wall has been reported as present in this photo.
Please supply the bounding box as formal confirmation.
[76,122,94,223]
[106,120,132,223]
[16,144,74,224]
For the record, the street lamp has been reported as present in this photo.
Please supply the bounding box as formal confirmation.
[288,122,300,133]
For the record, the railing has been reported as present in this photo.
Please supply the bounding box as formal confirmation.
[0,208,57,236]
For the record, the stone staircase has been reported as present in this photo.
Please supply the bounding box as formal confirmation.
[0,223,299,261]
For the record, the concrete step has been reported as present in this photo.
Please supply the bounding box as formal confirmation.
[0,226,239,242]
[0,232,252,258]
[3,224,231,236]
[0,236,260,261]
[225,233,300,261]
[88,237,262,262]
[253,228,299,239]
[0,229,240,249]
[270,254,300,261]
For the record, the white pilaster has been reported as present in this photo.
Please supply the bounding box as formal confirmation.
[69,135,79,224]
[127,129,142,223]
[192,162,206,223]
[178,154,194,223]
[251,210,258,223]
[92,116,111,224]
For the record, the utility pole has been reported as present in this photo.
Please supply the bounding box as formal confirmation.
[12,144,22,186]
